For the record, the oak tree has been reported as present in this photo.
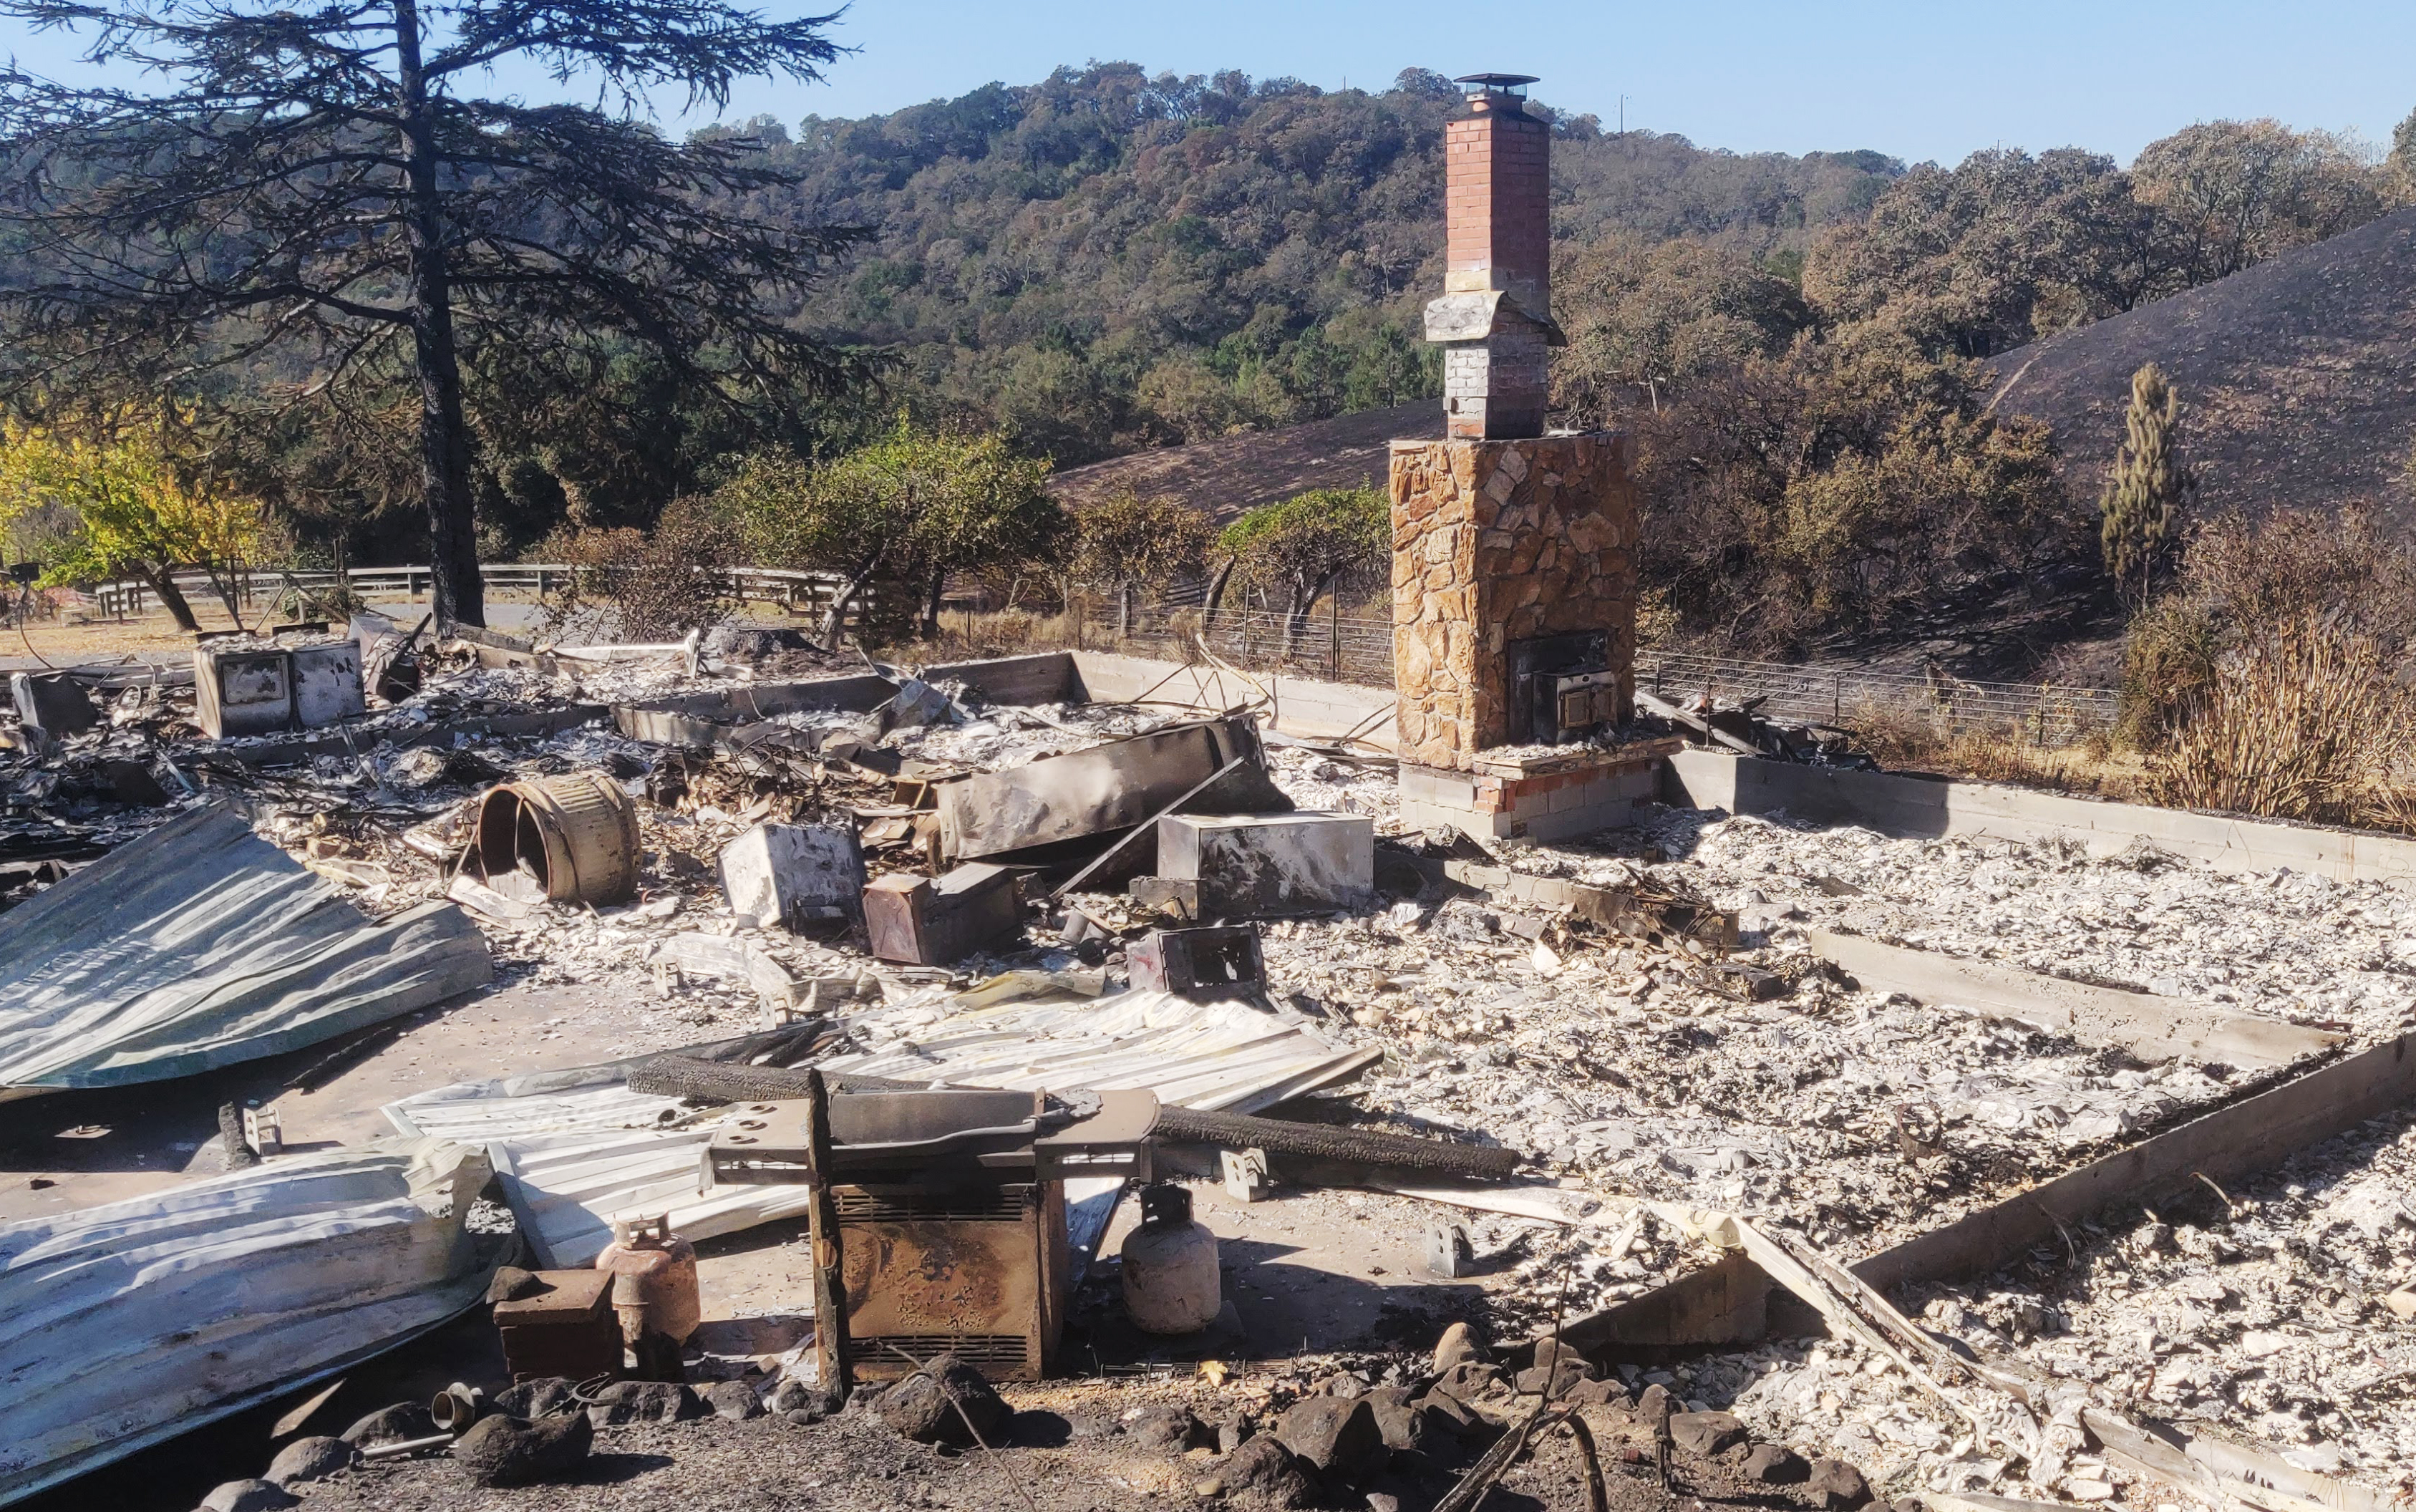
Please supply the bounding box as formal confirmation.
[0,0,868,625]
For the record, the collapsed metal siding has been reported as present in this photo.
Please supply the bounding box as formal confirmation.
[816,990,1375,1110]
[384,989,1370,1267]
[0,803,492,1093]
[0,1139,493,1506]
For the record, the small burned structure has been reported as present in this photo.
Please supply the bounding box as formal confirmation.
[1392,74,1662,840]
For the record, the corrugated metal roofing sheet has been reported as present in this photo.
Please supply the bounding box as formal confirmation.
[817,989,1377,1111]
[0,803,493,1095]
[382,988,1371,1266]
[0,1139,493,1506]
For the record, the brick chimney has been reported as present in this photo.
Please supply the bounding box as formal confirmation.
[1390,69,1639,792]
[1426,74,1561,441]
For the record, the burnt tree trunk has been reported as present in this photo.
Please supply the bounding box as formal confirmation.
[393,0,485,629]
[138,563,200,632]
[921,564,946,640]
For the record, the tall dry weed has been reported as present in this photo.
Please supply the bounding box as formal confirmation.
[2143,614,2410,823]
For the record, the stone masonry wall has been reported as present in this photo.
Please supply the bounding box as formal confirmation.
[1390,432,1638,770]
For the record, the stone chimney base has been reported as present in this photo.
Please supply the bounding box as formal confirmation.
[1389,432,1639,772]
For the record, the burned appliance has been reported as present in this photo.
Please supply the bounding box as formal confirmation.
[1127,924,1265,998]
[1508,630,1618,745]
[709,1085,1158,1383]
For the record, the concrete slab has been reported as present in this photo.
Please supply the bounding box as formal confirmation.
[1156,811,1374,917]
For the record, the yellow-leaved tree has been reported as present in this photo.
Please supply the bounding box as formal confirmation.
[0,423,268,631]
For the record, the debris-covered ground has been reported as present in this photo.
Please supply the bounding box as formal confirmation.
[6,631,2415,1512]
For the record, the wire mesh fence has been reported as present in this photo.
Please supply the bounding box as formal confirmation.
[1067,600,1399,687]
[1083,604,2116,747]
[1634,649,2119,747]
[80,562,2117,746]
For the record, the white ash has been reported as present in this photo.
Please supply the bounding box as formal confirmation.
[1612,808,2416,1047]
[1901,1106,2416,1500]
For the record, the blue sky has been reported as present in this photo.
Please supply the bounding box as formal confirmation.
[6,0,2411,166]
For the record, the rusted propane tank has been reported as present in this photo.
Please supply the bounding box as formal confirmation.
[596,1214,701,1380]
[1120,1183,1221,1334]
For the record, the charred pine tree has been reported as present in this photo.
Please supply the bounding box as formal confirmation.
[0,0,871,626]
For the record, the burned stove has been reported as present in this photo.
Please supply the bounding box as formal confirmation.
[1508,630,1620,745]
[709,1085,1157,1382]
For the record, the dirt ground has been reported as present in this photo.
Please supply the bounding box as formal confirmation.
[269,1375,1840,1512]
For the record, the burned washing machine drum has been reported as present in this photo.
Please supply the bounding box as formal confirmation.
[472,772,641,905]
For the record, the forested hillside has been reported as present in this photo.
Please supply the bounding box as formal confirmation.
[728,64,1897,463]
[4,50,2409,649]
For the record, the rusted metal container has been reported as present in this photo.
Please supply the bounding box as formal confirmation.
[493,1269,618,1385]
[472,772,639,904]
[596,1215,700,1380]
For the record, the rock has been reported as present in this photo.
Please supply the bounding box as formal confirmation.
[1513,1360,1593,1397]
[1216,1415,1254,1454]
[875,1352,1011,1447]
[199,1480,296,1512]
[1214,1435,1314,1508]
[703,1380,765,1420]
[1413,1390,1493,1443]
[770,1377,828,1415]
[584,1379,701,1426]
[1560,1377,1629,1409]
[1318,1372,1369,1399]
[2385,1285,2416,1322]
[1429,1361,1505,1403]
[1808,1457,1871,1509]
[1272,1395,1387,1485]
[264,1435,360,1485]
[485,1265,543,1304]
[495,1377,579,1420]
[1130,1405,1212,1452]
[455,1412,594,1488]
[1634,1382,1677,1433]
[1744,1443,1809,1483]
[1360,1387,1428,1453]
[339,1402,437,1449]
[1367,1494,1403,1512]
[1669,1410,1747,1456]
[1510,1337,1596,1396]
[1530,1337,1590,1374]
[1431,1320,1483,1373]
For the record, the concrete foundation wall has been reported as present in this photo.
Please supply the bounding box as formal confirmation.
[1665,749,2416,886]
[921,651,1080,706]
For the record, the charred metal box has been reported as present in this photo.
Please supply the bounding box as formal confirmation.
[291,641,366,727]
[193,641,367,738]
[1128,924,1263,997]
[835,1178,1069,1382]
[1551,669,1622,740]
[492,1268,618,1384]
[1155,812,1374,919]
[194,646,293,738]
[719,822,865,929]
[9,672,98,738]
[1508,629,1614,745]
[863,861,1020,964]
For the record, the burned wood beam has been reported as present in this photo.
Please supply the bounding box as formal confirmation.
[1808,929,2342,1071]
